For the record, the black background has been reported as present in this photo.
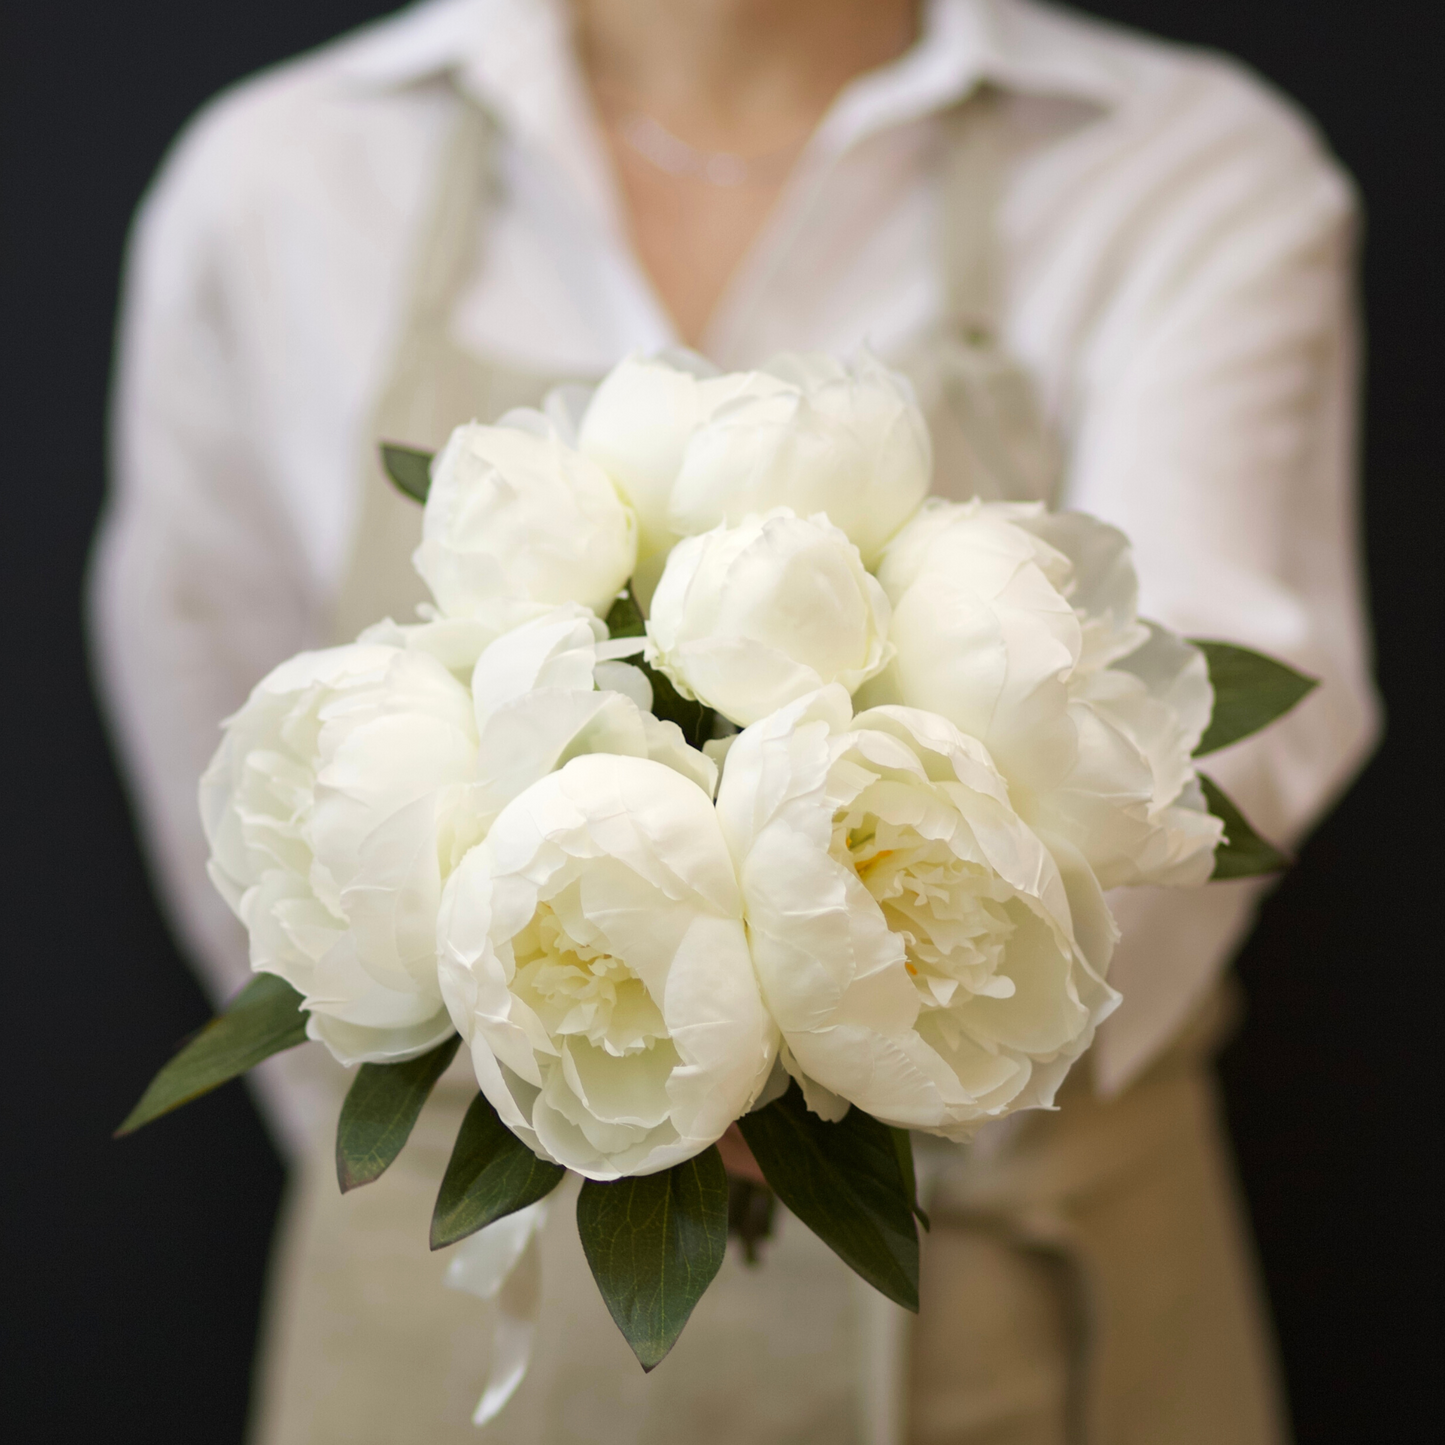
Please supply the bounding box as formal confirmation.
[2,3,1440,1441]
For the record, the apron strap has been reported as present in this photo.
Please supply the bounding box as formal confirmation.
[936,85,1007,342]
[332,87,557,645]
[395,88,500,360]
[913,85,1064,508]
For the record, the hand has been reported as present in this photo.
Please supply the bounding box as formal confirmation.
[717,1122,767,1185]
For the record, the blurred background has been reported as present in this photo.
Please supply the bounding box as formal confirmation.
[2,2,1439,1441]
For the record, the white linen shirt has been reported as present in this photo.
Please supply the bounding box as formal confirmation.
[90,0,1381,1154]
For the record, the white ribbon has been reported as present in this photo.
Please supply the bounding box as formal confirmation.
[852,1274,910,1445]
[444,1199,552,1427]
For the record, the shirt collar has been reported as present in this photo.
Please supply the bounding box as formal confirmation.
[337,0,617,227]
[333,0,1128,119]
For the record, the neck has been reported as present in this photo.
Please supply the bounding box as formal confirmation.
[571,0,920,142]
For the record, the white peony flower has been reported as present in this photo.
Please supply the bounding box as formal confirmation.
[576,351,746,578]
[201,630,485,1065]
[415,411,637,628]
[576,349,930,602]
[667,350,932,568]
[202,606,710,1067]
[645,509,893,728]
[867,500,1223,889]
[464,605,717,830]
[438,753,777,1179]
[715,687,1119,1139]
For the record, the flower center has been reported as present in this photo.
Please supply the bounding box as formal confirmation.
[835,806,1019,1017]
[511,898,667,1057]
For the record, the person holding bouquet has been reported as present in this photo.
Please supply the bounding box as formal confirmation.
[91,1,1379,1440]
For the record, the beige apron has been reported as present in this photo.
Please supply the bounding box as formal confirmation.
[249,83,1286,1445]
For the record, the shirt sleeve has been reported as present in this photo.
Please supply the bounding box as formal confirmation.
[87,114,327,1144]
[1057,84,1383,1091]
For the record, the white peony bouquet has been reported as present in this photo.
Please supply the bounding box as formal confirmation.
[120,350,1312,1398]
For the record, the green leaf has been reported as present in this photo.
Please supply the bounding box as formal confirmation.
[890,1127,930,1231]
[738,1082,920,1311]
[604,587,646,639]
[1193,641,1317,756]
[116,973,308,1136]
[576,1148,729,1371]
[598,584,719,747]
[1201,774,1290,879]
[430,1092,566,1250]
[640,661,715,748]
[335,1034,462,1192]
[380,442,435,504]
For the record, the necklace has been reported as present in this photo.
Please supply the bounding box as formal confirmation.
[615,112,804,188]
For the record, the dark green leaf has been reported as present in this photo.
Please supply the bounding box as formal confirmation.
[890,1127,930,1231]
[604,587,646,639]
[1201,774,1290,879]
[738,1083,920,1311]
[638,660,715,749]
[576,1148,729,1371]
[116,973,308,1136]
[335,1034,461,1192]
[1193,641,1317,756]
[598,585,719,747]
[380,442,435,504]
[431,1091,566,1250]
